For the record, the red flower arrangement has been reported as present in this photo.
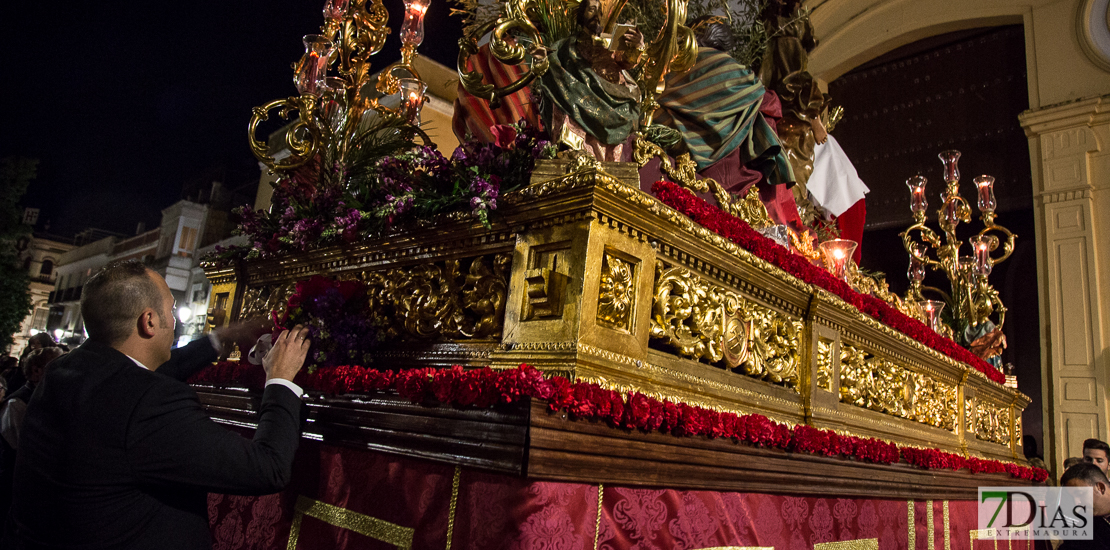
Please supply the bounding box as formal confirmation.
[650,180,1005,385]
[189,362,1045,482]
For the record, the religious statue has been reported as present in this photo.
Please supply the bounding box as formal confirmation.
[759,0,830,206]
[652,18,801,228]
[536,0,646,161]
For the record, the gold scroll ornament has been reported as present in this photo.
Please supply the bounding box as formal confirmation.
[650,261,801,388]
[839,343,957,430]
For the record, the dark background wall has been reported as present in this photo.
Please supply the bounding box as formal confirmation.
[827,25,1043,457]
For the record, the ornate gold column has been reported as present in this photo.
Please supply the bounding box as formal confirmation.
[1019,94,1110,476]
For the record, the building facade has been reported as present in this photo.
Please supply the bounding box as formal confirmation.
[47,195,243,349]
[9,233,74,356]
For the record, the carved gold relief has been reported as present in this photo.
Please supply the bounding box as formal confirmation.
[361,254,511,340]
[597,253,635,331]
[975,400,1011,445]
[839,343,956,430]
[965,398,976,433]
[632,138,774,230]
[650,262,800,389]
[816,339,833,391]
[239,282,298,321]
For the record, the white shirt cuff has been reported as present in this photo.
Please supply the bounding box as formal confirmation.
[207,332,221,352]
[265,378,304,398]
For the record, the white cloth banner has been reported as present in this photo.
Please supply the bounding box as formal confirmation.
[808,134,870,218]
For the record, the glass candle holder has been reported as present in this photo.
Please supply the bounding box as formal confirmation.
[398,78,427,124]
[818,239,858,281]
[906,175,928,215]
[400,0,431,47]
[942,196,960,227]
[918,300,946,334]
[294,35,335,96]
[323,0,349,23]
[908,254,926,284]
[969,235,993,276]
[938,150,961,184]
[974,175,997,213]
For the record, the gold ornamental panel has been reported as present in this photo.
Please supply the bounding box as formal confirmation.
[361,254,511,341]
[816,338,834,391]
[240,282,298,321]
[974,400,1011,445]
[649,261,801,390]
[597,252,635,332]
[839,343,957,431]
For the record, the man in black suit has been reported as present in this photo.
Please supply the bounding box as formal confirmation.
[8,260,311,549]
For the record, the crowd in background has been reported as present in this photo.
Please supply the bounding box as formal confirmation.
[0,332,67,522]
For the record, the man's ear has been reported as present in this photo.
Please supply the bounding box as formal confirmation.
[137,309,158,339]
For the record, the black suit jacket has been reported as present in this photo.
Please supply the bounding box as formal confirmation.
[9,338,303,549]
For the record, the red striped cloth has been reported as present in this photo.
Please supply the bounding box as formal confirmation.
[453,44,544,143]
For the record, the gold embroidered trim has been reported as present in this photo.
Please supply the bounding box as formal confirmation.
[594,483,604,550]
[943,501,951,550]
[813,540,878,550]
[926,500,934,550]
[908,501,916,550]
[285,495,415,549]
[445,466,461,550]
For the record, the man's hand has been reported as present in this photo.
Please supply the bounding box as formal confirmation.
[263,325,311,382]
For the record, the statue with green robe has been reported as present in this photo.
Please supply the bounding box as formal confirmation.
[537,0,645,161]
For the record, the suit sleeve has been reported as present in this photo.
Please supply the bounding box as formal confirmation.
[126,379,303,495]
[156,336,219,382]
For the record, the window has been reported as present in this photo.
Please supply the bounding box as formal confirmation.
[176,226,198,257]
[39,259,53,276]
[31,308,48,331]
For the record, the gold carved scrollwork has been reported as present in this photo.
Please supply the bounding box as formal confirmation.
[741,301,802,388]
[975,401,1010,445]
[839,343,956,430]
[816,339,833,391]
[650,261,728,364]
[240,282,298,321]
[649,262,800,389]
[362,254,511,340]
[632,138,774,230]
[456,0,548,109]
[597,253,635,332]
[965,397,976,433]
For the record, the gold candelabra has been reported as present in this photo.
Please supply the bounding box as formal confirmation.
[900,150,1016,344]
[248,0,431,172]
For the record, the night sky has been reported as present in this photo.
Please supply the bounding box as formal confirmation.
[3,0,464,239]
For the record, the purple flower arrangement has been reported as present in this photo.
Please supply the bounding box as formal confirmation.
[218,120,555,262]
[276,276,380,370]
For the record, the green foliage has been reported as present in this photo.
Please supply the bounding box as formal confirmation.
[0,158,36,352]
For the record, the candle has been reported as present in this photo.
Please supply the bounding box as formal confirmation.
[401,0,431,47]
[969,235,993,276]
[942,198,959,227]
[294,35,335,96]
[918,300,946,334]
[938,150,961,184]
[908,254,925,284]
[397,78,427,123]
[906,175,928,215]
[323,0,349,22]
[974,175,996,213]
[818,239,858,281]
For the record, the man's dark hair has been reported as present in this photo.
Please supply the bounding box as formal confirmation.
[1062,462,1110,486]
[27,333,55,349]
[23,347,63,378]
[692,16,736,52]
[80,260,165,345]
[1084,438,1110,454]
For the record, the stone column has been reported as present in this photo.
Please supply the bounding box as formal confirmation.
[1020,95,1110,476]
